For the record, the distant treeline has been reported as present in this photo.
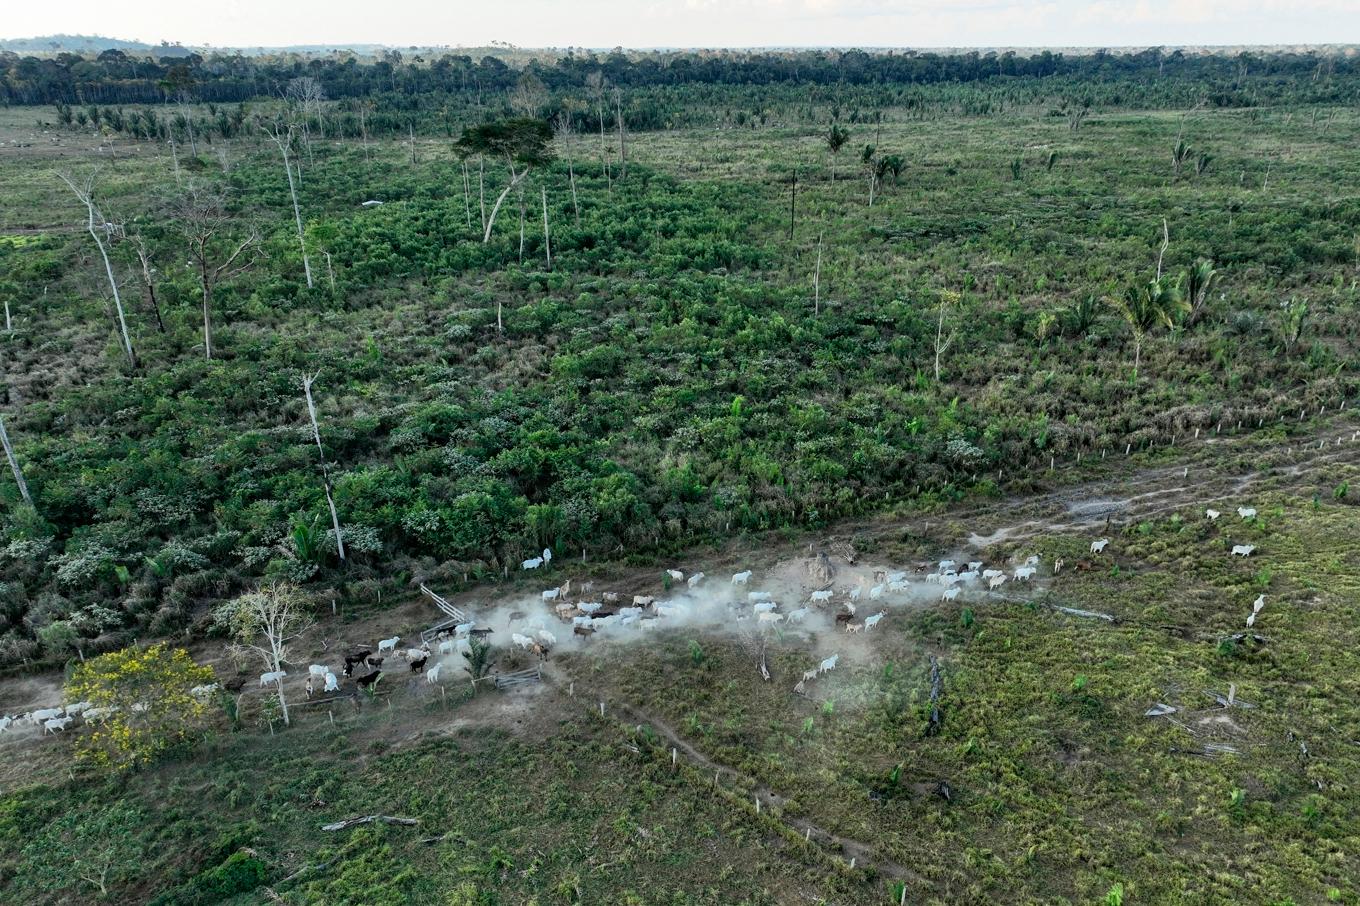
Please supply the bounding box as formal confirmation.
[2,46,1355,108]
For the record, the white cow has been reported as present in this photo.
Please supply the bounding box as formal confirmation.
[404,647,427,661]
[1237,507,1257,520]
[426,664,443,684]
[542,588,561,601]
[1024,555,1040,566]
[0,716,12,733]
[958,570,979,583]
[988,575,1007,590]
[848,585,862,601]
[522,557,543,570]
[967,561,983,572]
[30,707,63,723]
[818,654,839,673]
[748,591,774,603]
[809,589,833,603]
[1246,612,1257,628]
[633,595,655,607]
[687,572,705,589]
[456,638,473,656]
[44,717,74,734]
[864,612,886,630]
[731,570,752,585]
[1205,509,1221,521]
[753,601,778,614]
[758,611,785,625]
[942,586,961,602]
[378,636,401,655]
[323,671,340,693]
[259,670,287,686]
[1252,594,1266,614]
[1090,539,1110,554]
[787,607,810,623]
[63,701,93,715]
[82,707,118,723]
[536,630,557,647]
[308,664,328,680]
[1231,544,1256,557]
[579,602,602,615]
[511,633,535,650]
[438,639,456,656]
[938,560,956,572]
[1014,566,1037,581]
[982,569,1005,580]
[543,548,553,564]
[454,622,475,636]
[666,569,684,582]
[869,584,885,600]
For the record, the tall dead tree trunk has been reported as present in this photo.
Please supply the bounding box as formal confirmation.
[0,415,33,506]
[58,172,137,367]
[262,124,314,289]
[614,88,627,180]
[302,372,346,563]
[483,166,527,243]
[542,185,551,269]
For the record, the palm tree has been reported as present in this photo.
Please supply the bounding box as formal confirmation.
[1183,259,1217,326]
[1107,277,1188,380]
[825,123,849,182]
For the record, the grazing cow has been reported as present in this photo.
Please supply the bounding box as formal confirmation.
[869,584,885,600]
[377,636,400,655]
[1231,544,1256,557]
[522,557,543,570]
[579,602,602,615]
[1252,594,1266,614]
[542,588,561,601]
[731,571,752,585]
[633,595,655,607]
[864,612,886,630]
[753,601,778,614]
[308,664,328,681]
[1205,509,1221,521]
[426,664,443,684]
[1090,539,1110,554]
[259,670,287,687]
[29,708,63,723]
[343,649,372,676]
[988,575,1007,591]
[438,639,456,656]
[410,655,429,673]
[845,622,863,634]
[536,630,558,647]
[324,671,340,693]
[64,701,93,716]
[967,561,983,572]
[601,592,620,604]
[666,569,684,582]
[787,607,810,623]
[942,586,961,602]
[366,656,385,669]
[356,670,383,690]
[403,647,427,661]
[1014,566,1037,582]
[938,560,956,572]
[1237,507,1257,520]
[512,633,535,650]
[848,585,862,601]
[758,611,785,625]
[958,570,980,583]
[810,589,833,603]
[687,572,705,589]
[44,717,74,734]
[82,707,118,723]
[818,654,839,673]
[886,571,908,584]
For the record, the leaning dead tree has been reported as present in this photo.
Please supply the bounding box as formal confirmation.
[57,171,137,367]
[301,371,346,562]
[0,414,33,506]
[178,184,263,360]
[455,118,554,244]
[261,122,314,288]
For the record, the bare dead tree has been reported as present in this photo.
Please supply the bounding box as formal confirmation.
[554,113,581,226]
[302,372,346,562]
[613,86,627,180]
[586,70,611,192]
[460,160,473,229]
[57,171,137,367]
[542,185,552,269]
[126,231,167,333]
[178,184,264,360]
[219,583,315,727]
[175,90,198,157]
[812,232,823,316]
[261,122,314,288]
[0,414,33,506]
[934,289,959,383]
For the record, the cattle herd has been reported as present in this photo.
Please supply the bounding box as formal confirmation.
[1,504,1266,742]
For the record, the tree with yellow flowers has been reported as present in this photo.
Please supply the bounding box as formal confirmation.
[65,642,216,772]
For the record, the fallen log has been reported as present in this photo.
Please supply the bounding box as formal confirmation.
[1049,604,1116,622]
[321,815,419,832]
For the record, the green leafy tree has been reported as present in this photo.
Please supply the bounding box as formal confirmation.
[65,642,215,771]
[455,118,554,243]
[825,123,849,182]
[1183,258,1217,326]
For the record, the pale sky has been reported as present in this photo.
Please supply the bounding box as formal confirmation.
[4,0,1358,50]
